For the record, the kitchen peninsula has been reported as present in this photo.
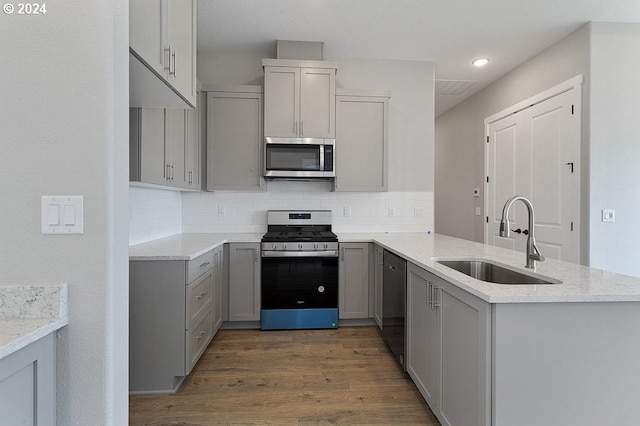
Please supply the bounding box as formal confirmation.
[0,283,69,424]
[130,232,640,425]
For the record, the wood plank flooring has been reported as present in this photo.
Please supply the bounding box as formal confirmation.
[129,326,440,425]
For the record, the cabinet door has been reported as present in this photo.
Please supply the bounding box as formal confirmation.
[373,245,384,329]
[130,108,167,185]
[339,243,370,319]
[335,95,389,191]
[207,91,263,190]
[228,243,261,322]
[300,68,336,138]
[406,263,439,409]
[211,246,224,332]
[264,67,300,138]
[165,108,187,188]
[185,89,200,189]
[435,279,491,425]
[129,0,166,76]
[166,0,197,106]
[437,279,491,426]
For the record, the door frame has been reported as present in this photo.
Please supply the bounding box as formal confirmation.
[483,75,583,255]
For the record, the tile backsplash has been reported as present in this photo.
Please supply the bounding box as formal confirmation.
[129,187,182,245]
[182,181,433,234]
[130,182,434,245]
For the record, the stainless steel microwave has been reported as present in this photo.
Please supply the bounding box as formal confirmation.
[264,137,335,179]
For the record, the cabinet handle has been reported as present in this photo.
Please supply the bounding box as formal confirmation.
[427,281,432,308]
[199,261,210,268]
[196,291,208,300]
[164,45,172,73]
[188,170,192,184]
[433,285,440,308]
[301,121,304,136]
[171,164,175,180]
[196,331,206,340]
[171,49,177,77]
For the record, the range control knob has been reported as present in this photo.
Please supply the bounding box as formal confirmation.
[283,243,287,250]
[318,286,325,293]
[298,243,303,249]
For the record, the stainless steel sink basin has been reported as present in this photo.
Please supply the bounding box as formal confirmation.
[435,259,561,285]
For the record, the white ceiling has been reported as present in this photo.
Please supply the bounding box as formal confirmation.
[197,0,640,116]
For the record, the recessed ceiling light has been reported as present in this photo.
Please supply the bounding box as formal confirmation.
[472,58,489,67]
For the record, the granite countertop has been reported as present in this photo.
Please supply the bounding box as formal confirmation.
[129,232,640,304]
[0,283,69,360]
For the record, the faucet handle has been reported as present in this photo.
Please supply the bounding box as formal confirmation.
[512,228,529,235]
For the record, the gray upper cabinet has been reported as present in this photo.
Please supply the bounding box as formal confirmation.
[339,243,370,319]
[129,0,197,108]
[165,108,187,187]
[406,262,491,426]
[130,108,167,186]
[206,87,263,191]
[335,90,389,192]
[184,88,201,189]
[263,59,337,139]
[130,102,201,191]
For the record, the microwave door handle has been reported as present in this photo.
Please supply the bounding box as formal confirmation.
[319,145,324,171]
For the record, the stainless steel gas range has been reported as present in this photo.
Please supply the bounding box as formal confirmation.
[260,210,339,330]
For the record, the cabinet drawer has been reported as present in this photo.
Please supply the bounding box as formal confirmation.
[187,250,214,283]
[186,310,213,374]
[186,271,213,327]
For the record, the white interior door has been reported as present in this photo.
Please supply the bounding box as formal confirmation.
[485,82,581,264]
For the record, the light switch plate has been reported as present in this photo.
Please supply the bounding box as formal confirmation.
[41,196,84,234]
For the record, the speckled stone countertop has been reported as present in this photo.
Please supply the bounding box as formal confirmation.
[0,283,69,360]
[129,232,640,304]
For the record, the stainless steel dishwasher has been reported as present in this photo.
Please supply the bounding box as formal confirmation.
[382,249,407,371]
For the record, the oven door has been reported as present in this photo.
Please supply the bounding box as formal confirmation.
[261,252,338,310]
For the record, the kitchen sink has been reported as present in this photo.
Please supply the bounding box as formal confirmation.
[435,259,561,285]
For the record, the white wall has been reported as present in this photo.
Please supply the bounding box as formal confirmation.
[589,23,640,277]
[434,24,590,253]
[0,1,129,424]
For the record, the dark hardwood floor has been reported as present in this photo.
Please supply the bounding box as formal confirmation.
[129,326,440,425]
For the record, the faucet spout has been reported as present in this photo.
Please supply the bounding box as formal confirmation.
[499,196,545,269]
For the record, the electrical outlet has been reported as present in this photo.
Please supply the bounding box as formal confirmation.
[475,207,482,216]
[343,206,352,217]
[414,208,424,217]
[218,206,226,217]
[388,207,397,217]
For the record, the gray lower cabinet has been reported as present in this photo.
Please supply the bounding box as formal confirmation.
[206,87,263,191]
[0,333,56,426]
[129,250,216,393]
[228,243,261,322]
[373,244,384,328]
[339,243,370,319]
[406,262,491,426]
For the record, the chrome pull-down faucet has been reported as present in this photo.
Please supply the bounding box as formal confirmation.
[499,196,545,269]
